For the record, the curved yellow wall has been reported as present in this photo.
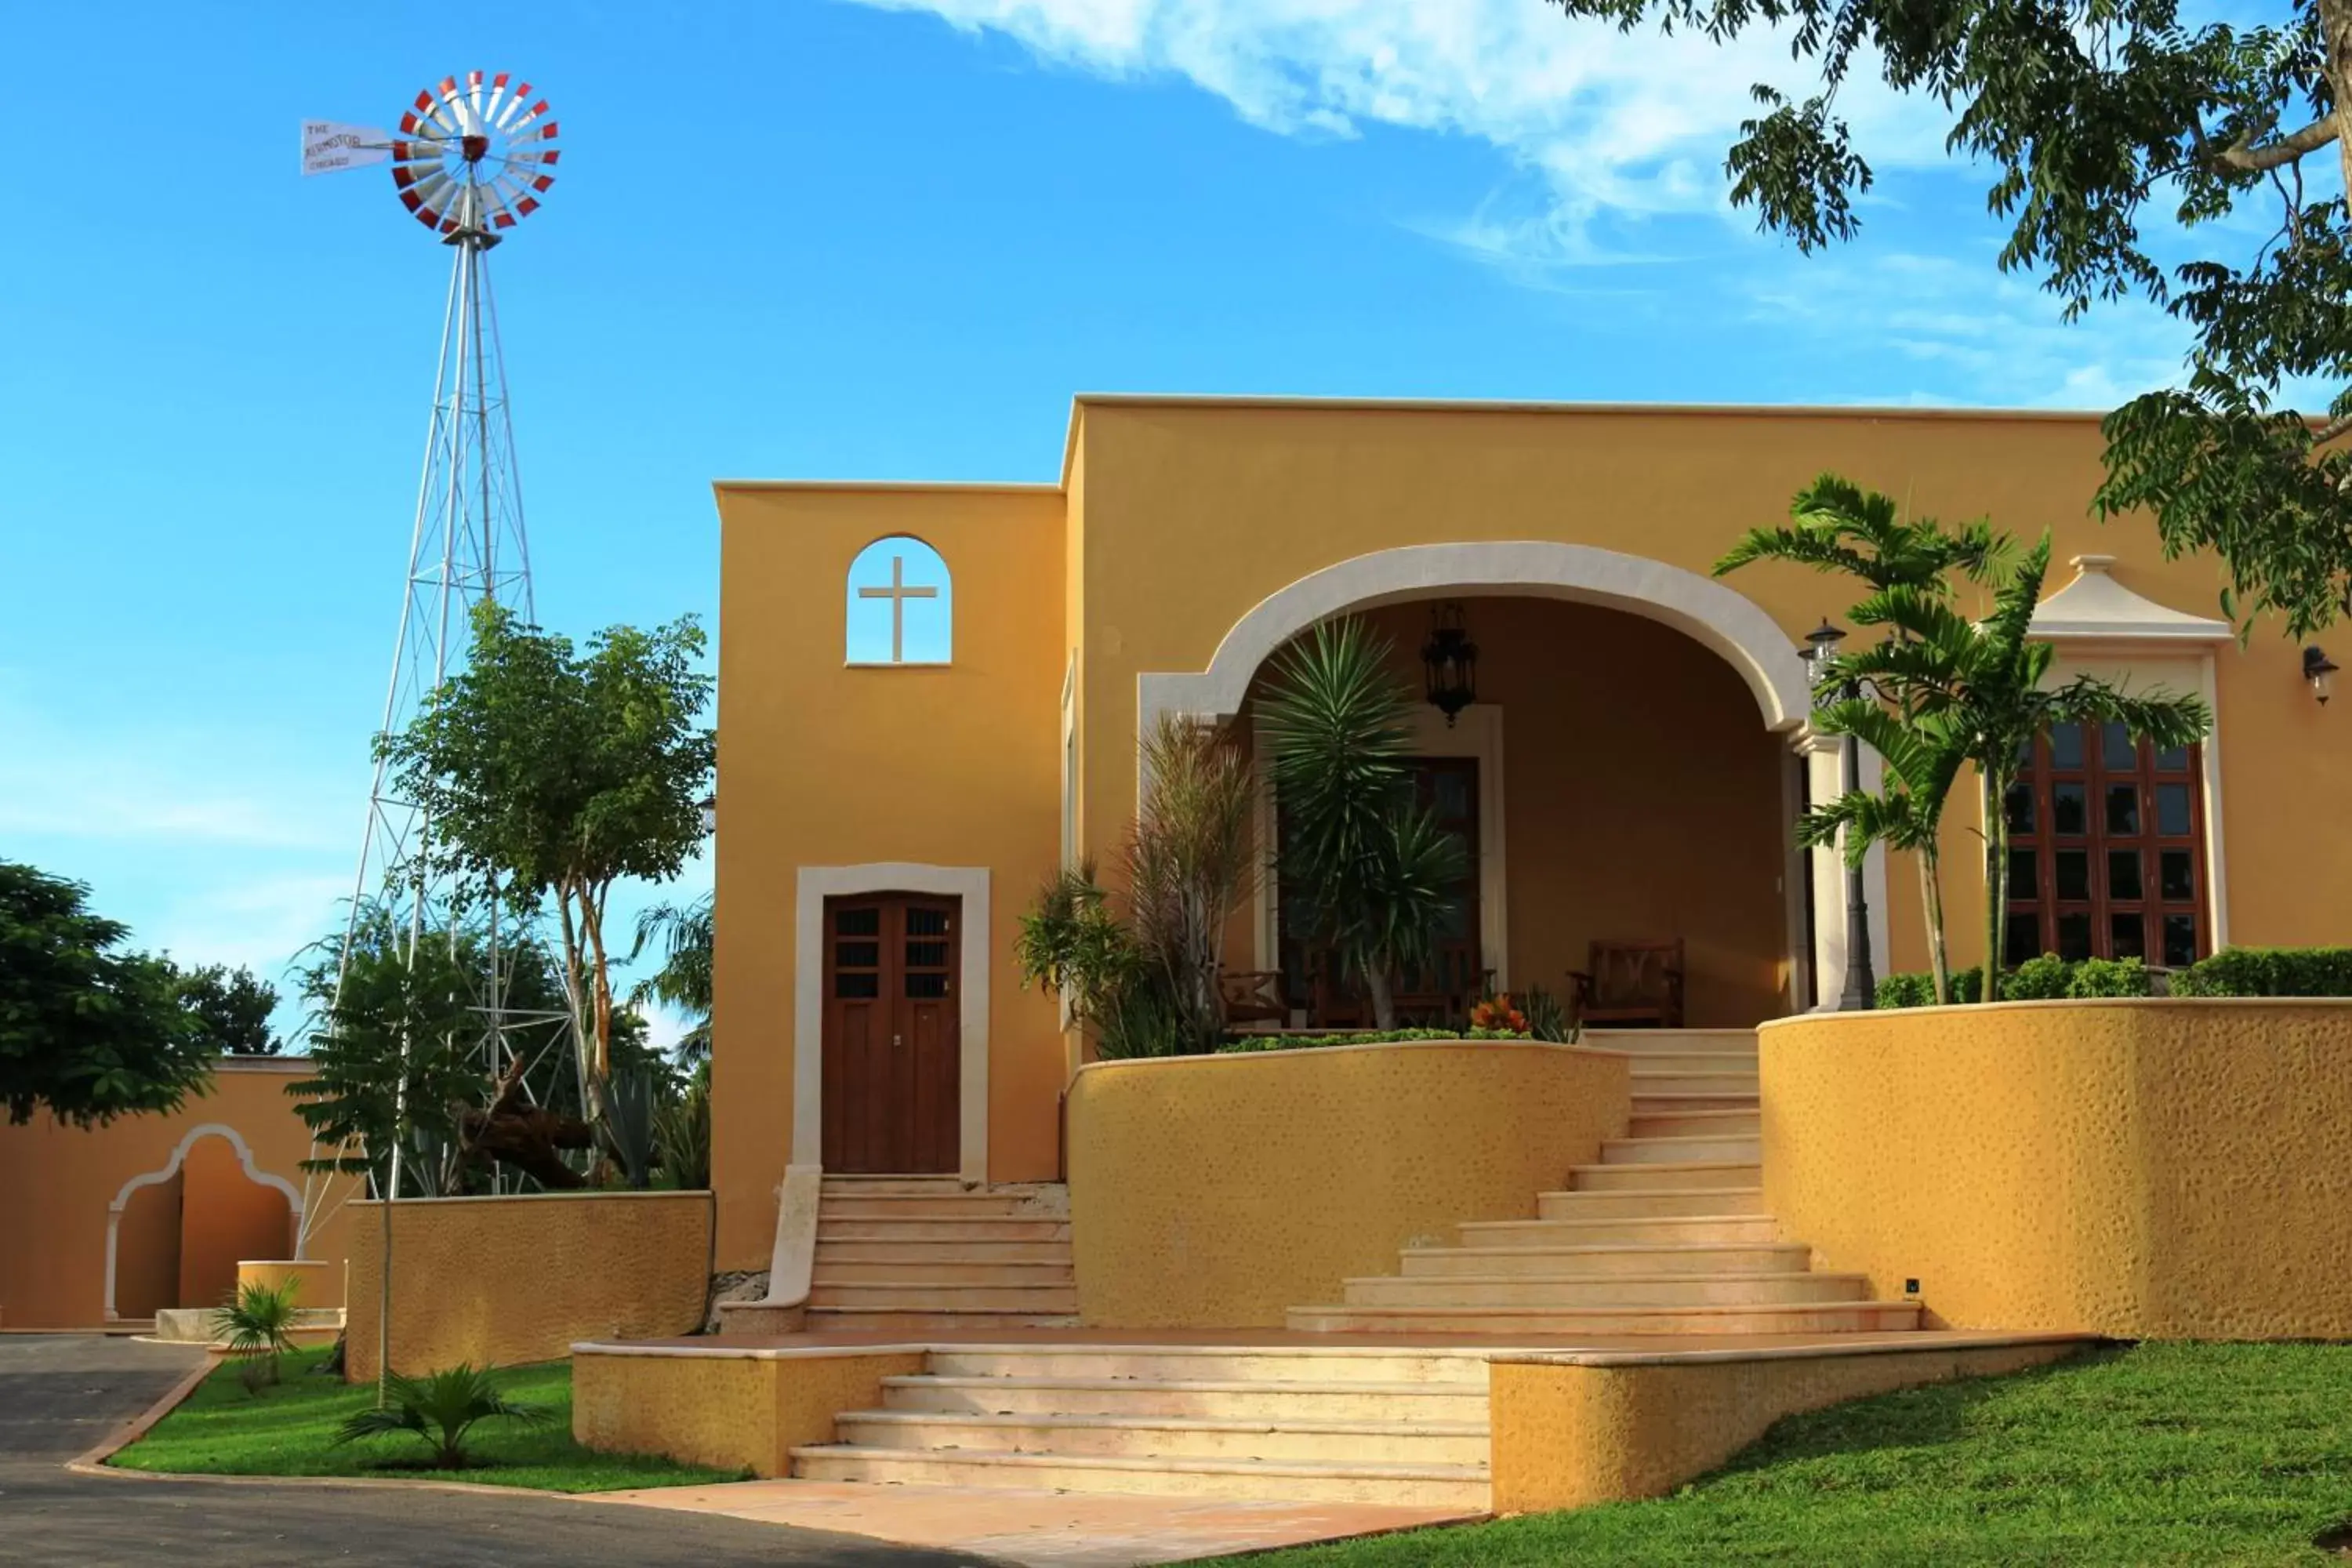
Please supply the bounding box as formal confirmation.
[1762,1001,2352,1337]
[1066,1040,1631,1327]
[344,1191,712,1381]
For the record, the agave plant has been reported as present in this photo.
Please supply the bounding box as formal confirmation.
[334,1363,547,1469]
[208,1277,301,1393]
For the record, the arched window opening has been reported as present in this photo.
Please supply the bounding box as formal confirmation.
[847,536,952,666]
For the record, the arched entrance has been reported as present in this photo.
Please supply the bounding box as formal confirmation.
[106,1123,302,1322]
[1137,542,1888,1015]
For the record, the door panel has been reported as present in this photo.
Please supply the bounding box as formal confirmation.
[822,895,961,1173]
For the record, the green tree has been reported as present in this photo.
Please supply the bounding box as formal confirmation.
[1545,0,2352,639]
[1258,619,1468,1030]
[0,860,211,1127]
[171,961,279,1056]
[1126,712,1258,1052]
[377,604,714,1110]
[1717,475,2010,1004]
[1823,535,2212,1000]
[628,891,711,1062]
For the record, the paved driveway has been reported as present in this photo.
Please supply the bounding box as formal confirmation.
[0,1334,994,1567]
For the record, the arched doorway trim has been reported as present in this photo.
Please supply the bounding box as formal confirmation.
[1136,541,1813,731]
[103,1122,302,1323]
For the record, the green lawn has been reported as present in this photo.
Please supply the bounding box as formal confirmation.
[109,1345,748,1494]
[1242,1344,2352,1567]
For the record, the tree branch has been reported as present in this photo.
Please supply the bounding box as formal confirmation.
[2216,115,2340,172]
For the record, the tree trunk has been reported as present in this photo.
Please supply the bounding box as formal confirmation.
[1363,960,1398,1032]
[2323,0,2352,209]
[1980,768,2008,1004]
[1920,839,1952,1005]
[581,889,615,1083]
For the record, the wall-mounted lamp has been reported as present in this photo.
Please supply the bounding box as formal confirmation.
[2305,647,2339,706]
[1421,602,1479,727]
[1802,617,1846,687]
[699,793,717,834]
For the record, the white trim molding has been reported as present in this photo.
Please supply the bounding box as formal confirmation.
[793,864,992,1184]
[103,1122,303,1323]
[1138,541,1814,735]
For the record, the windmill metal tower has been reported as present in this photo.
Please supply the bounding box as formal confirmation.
[297,75,566,1238]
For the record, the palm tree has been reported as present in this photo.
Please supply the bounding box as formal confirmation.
[1258,618,1467,1030]
[1719,474,2009,1004]
[1127,712,1258,1051]
[629,892,711,1062]
[334,1363,546,1469]
[1828,534,2212,1002]
[208,1277,301,1392]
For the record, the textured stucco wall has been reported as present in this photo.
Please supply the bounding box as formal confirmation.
[1763,1001,2352,1337]
[1067,1040,1631,1327]
[1490,1338,2085,1512]
[572,1348,924,1477]
[344,1192,712,1381]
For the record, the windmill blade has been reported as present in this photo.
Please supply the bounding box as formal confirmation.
[385,73,562,236]
[480,72,514,132]
[492,81,535,132]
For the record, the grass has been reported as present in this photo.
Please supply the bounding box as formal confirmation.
[108,1345,748,1494]
[1240,1344,2352,1567]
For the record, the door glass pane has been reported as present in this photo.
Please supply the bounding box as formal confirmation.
[1432,769,1472,818]
[2008,849,2039,902]
[2155,742,2190,771]
[2005,913,2044,965]
[835,972,879,999]
[2054,850,2090,902]
[2156,783,2192,836]
[2057,913,2093,960]
[906,941,949,967]
[2102,721,2137,771]
[2111,913,2146,960]
[2105,784,2140,835]
[2163,913,2198,967]
[2005,782,2037,834]
[2108,850,2143,901]
[2050,722,2085,770]
[837,941,880,968]
[2053,784,2087,835]
[835,907,880,936]
[2160,850,2194,902]
[906,907,950,937]
[906,972,949,999]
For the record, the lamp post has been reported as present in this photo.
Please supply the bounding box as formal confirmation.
[1804,618,1876,1011]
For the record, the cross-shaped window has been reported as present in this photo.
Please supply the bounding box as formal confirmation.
[846,535,952,665]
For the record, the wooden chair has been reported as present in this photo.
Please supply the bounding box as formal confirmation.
[1569,938,1686,1029]
[1218,970,1289,1032]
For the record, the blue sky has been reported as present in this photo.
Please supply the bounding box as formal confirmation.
[0,0,2212,1041]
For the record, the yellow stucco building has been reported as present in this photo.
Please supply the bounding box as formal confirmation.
[709,394,2351,1273]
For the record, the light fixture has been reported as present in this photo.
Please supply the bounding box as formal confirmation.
[1802,617,1846,685]
[699,793,717,833]
[1421,603,1479,727]
[2304,646,2339,706]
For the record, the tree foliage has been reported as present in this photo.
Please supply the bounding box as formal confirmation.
[0,860,212,1127]
[1127,712,1258,1053]
[171,961,280,1056]
[1548,0,2352,636]
[628,892,711,1062]
[377,604,714,1094]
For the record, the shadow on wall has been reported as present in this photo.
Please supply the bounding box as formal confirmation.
[114,1133,296,1319]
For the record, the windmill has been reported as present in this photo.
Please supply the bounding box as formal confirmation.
[296,75,568,1245]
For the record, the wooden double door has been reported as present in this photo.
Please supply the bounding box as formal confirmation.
[822,894,960,1174]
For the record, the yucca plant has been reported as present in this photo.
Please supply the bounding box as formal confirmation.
[209,1277,301,1393]
[1128,712,1258,1051]
[652,1070,711,1189]
[334,1363,547,1469]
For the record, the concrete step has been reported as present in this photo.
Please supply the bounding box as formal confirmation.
[816,1218,1072,1243]
[1341,1271,1867,1308]
[812,1259,1075,1287]
[803,1308,1082,1332]
[1287,1299,1926,1336]
[833,1409,1490,1465]
[1582,1029,1758,1056]
[1600,1134,1763,1166]
[1623,1051,1761,1074]
[1569,1160,1763,1192]
[880,1374,1490,1424]
[1632,1091,1762,1113]
[925,1348,1491,1386]
[822,1177,1064,1196]
[822,1195,1054,1219]
[1465,1213,1780,1248]
[806,1283,1079,1312]
[1533,1187,1769,1220]
[789,1445,1490,1508]
[1628,1108,1761,1140]
[1403,1241,1809,1277]
[813,1239,1073,1265]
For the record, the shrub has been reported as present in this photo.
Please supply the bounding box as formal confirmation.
[334,1363,547,1469]
[1878,955,2159,1007]
[1877,967,1985,1007]
[2170,946,2352,997]
[2004,954,2074,1000]
[2067,957,2151,997]
[1214,1027,1538,1054]
[209,1277,301,1394]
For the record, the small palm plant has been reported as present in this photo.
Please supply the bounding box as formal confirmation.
[209,1277,301,1394]
[334,1363,547,1470]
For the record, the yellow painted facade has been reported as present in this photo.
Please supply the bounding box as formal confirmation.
[1488,1338,2086,1512]
[712,397,2351,1270]
[343,1191,712,1381]
[572,1345,925,1479]
[1762,1002,2352,1337]
[1065,1040,1630,1327]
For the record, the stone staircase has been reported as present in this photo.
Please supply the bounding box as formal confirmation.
[1288,1029,1923,1335]
[790,1345,1491,1506]
[811,1175,1078,1332]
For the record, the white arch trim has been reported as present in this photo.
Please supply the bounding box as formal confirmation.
[1136,541,1814,732]
[103,1122,303,1323]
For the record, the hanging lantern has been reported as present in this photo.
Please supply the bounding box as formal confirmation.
[2304,645,2339,706]
[1422,602,1479,726]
